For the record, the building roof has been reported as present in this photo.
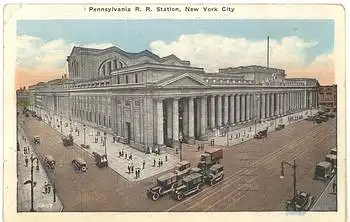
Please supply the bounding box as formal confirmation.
[69,46,191,66]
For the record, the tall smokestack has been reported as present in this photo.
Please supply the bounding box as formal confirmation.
[267,36,270,68]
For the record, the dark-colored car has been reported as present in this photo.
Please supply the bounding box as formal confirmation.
[93,152,108,168]
[62,134,74,146]
[147,172,180,201]
[254,129,268,139]
[276,124,285,131]
[72,157,87,172]
[171,173,204,201]
[286,191,314,211]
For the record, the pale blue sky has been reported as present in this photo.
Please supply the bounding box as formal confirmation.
[17,19,333,64]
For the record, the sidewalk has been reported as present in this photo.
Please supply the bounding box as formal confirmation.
[34,107,179,182]
[17,121,63,212]
[209,109,319,147]
[310,175,337,211]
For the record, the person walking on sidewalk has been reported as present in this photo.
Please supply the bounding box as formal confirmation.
[142,160,145,169]
[197,145,200,152]
[131,164,134,174]
[43,182,48,194]
[128,165,130,174]
[153,158,156,167]
[47,182,51,194]
[24,156,28,167]
[165,155,168,162]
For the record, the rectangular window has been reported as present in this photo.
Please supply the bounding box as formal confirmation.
[109,116,111,128]
[117,76,120,84]
[126,75,129,84]
[135,74,138,83]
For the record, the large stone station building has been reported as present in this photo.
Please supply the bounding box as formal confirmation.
[28,46,320,152]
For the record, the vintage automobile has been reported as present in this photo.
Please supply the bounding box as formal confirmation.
[325,154,337,168]
[93,152,108,168]
[325,112,335,119]
[62,134,74,146]
[147,172,180,201]
[314,161,333,181]
[254,129,268,139]
[197,148,223,169]
[37,116,42,121]
[171,172,204,201]
[72,157,87,172]
[44,155,55,170]
[192,164,224,186]
[174,160,191,177]
[330,147,337,156]
[276,124,285,131]
[286,191,314,211]
[313,116,323,124]
[33,135,40,144]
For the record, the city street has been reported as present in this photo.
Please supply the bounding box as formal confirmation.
[21,111,336,211]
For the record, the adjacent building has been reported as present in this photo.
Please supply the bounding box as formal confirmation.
[318,85,337,108]
[28,46,320,152]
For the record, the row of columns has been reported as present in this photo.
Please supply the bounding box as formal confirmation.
[155,90,316,146]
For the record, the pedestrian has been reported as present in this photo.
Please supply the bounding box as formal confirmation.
[135,169,138,179]
[23,147,26,155]
[77,130,79,136]
[43,182,48,194]
[125,153,127,159]
[47,182,51,193]
[165,155,168,162]
[24,137,26,143]
[24,156,28,167]
[142,160,145,169]
[161,160,163,166]
[137,168,141,178]
[121,149,124,156]
[197,144,200,152]
[158,159,161,167]
[128,165,130,174]
[131,164,134,173]
[130,154,133,160]
[27,147,30,153]
[153,158,156,167]
[332,180,337,193]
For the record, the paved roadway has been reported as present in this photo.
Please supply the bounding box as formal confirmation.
[22,113,336,212]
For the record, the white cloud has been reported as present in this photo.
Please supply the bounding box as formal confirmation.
[150,34,320,72]
[16,35,113,71]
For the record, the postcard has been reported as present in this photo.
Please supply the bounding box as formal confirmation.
[3,3,346,222]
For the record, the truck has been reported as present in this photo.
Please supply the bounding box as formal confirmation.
[197,148,223,169]
[174,160,191,177]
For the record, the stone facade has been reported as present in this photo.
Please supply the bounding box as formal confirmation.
[28,46,320,152]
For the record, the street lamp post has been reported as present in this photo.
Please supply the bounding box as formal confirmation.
[280,160,297,210]
[226,122,229,148]
[179,132,183,161]
[53,167,56,203]
[104,132,107,155]
[24,156,39,212]
[83,124,86,146]
[254,95,260,134]
[60,116,63,133]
